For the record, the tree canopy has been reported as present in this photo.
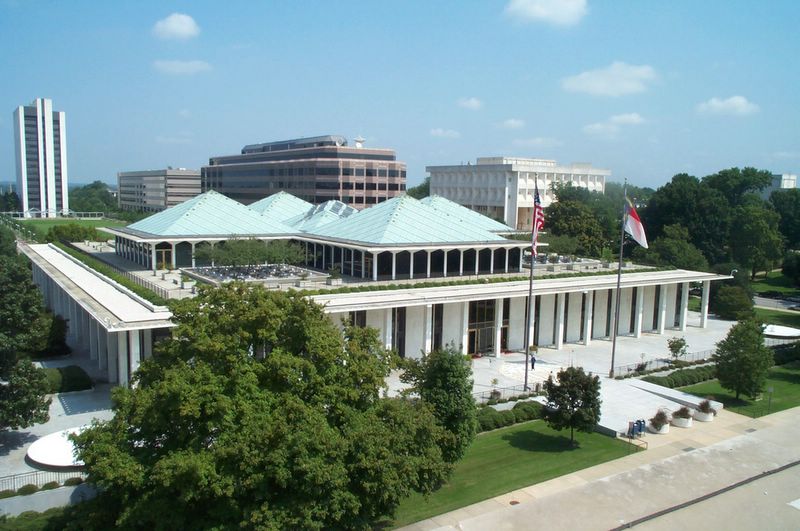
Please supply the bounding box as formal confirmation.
[770,189,800,249]
[73,284,452,529]
[632,224,709,271]
[542,366,601,445]
[194,238,305,269]
[544,200,605,257]
[713,319,773,400]
[406,177,430,199]
[68,181,118,213]
[702,167,773,207]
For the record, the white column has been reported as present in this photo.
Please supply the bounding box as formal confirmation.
[700,280,710,328]
[88,319,98,361]
[391,251,397,280]
[170,243,177,268]
[423,304,433,354]
[489,249,495,275]
[443,250,448,278]
[409,252,414,280]
[634,287,644,338]
[493,298,503,357]
[383,308,393,350]
[678,282,689,331]
[528,296,536,348]
[322,245,326,270]
[461,301,470,354]
[657,286,667,334]
[426,251,431,278]
[504,248,509,273]
[129,330,141,377]
[555,294,565,350]
[151,243,157,273]
[117,331,128,386]
[474,250,480,275]
[519,249,524,271]
[191,243,196,268]
[372,252,378,281]
[107,331,118,383]
[459,250,464,276]
[583,291,594,346]
[609,289,618,339]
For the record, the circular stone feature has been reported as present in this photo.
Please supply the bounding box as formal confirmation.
[27,427,86,468]
[763,324,800,339]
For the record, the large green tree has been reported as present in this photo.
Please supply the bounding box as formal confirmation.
[544,200,605,256]
[400,344,478,463]
[713,319,773,400]
[69,181,118,213]
[632,224,709,271]
[542,366,601,445]
[73,285,451,529]
[642,174,732,264]
[406,177,430,199]
[729,197,784,279]
[703,167,773,207]
[770,189,800,249]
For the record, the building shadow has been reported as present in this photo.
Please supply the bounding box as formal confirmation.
[57,388,112,416]
[0,431,37,457]
[501,428,578,453]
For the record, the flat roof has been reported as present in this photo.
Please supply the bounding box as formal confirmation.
[22,243,173,331]
[311,269,730,313]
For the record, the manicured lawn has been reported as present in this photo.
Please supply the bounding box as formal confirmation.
[754,307,800,329]
[688,296,701,312]
[682,362,800,418]
[19,218,127,240]
[390,421,633,527]
[751,271,800,297]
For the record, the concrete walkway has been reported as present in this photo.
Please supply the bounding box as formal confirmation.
[400,407,800,530]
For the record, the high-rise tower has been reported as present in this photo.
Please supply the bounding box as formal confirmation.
[13,98,69,217]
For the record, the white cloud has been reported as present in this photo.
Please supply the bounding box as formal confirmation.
[513,137,562,148]
[504,0,587,26]
[609,112,645,125]
[583,113,645,137]
[153,60,212,75]
[562,61,657,97]
[501,118,526,129]
[153,13,200,40]
[696,95,759,116]
[430,128,461,139]
[458,97,483,110]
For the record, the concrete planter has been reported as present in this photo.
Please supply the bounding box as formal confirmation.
[671,416,693,428]
[694,410,715,422]
[326,278,342,286]
[648,423,670,434]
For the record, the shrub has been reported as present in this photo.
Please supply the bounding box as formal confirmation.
[774,344,800,366]
[698,399,717,416]
[40,481,60,491]
[43,365,92,393]
[63,477,84,487]
[498,410,516,427]
[43,367,62,394]
[0,489,15,499]
[512,401,542,421]
[673,406,692,419]
[477,407,501,432]
[17,484,39,496]
[650,409,670,430]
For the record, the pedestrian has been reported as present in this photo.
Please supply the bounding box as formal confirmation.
[530,355,536,370]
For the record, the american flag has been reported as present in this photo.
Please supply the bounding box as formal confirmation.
[531,182,545,256]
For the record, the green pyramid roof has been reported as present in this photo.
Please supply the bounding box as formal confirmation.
[124,191,295,237]
[310,195,506,244]
[420,195,514,232]
[248,191,313,219]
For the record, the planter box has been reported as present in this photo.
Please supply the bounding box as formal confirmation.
[648,423,670,434]
[326,278,342,286]
[671,416,693,428]
[694,410,715,422]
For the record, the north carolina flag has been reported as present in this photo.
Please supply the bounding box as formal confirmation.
[624,199,648,248]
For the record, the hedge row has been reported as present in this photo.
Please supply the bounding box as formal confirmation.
[774,344,800,366]
[54,242,168,306]
[476,401,542,432]
[0,478,84,499]
[642,365,716,388]
[42,365,93,393]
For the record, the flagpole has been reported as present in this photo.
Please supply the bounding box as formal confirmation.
[523,176,541,391]
[609,179,628,379]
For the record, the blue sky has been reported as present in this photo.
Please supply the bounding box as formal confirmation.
[1,0,798,188]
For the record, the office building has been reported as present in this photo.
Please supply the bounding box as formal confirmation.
[201,135,406,208]
[427,157,610,230]
[761,173,797,199]
[118,168,201,212]
[13,98,69,217]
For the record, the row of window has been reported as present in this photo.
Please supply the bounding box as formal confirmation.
[203,167,406,179]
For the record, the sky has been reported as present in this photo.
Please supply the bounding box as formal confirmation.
[1,0,798,188]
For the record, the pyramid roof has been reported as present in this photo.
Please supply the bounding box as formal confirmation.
[420,195,514,232]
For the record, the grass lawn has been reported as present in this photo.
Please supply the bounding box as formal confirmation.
[390,421,633,527]
[751,271,800,297]
[19,218,127,240]
[754,307,800,329]
[688,296,701,312]
[682,362,800,418]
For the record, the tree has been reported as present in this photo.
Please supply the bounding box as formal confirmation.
[400,344,478,463]
[667,337,688,363]
[73,285,451,529]
[406,177,430,199]
[729,197,784,278]
[710,285,754,320]
[642,174,731,264]
[770,189,800,249]
[0,359,51,430]
[703,167,773,206]
[45,223,103,243]
[632,224,709,271]
[264,239,305,265]
[713,319,773,399]
[544,201,605,256]
[542,367,601,445]
[0,225,16,256]
[783,252,800,287]
[69,181,117,213]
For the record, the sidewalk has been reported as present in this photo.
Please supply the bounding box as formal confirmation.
[400,407,800,530]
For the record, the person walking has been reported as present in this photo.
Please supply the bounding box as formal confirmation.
[530,355,536,370]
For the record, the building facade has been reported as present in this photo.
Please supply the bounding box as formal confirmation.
[13,98,69,217]
[118,168,201,212]
[201,135,407,208]
[427,157,610,230]
[761,173,797,199]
